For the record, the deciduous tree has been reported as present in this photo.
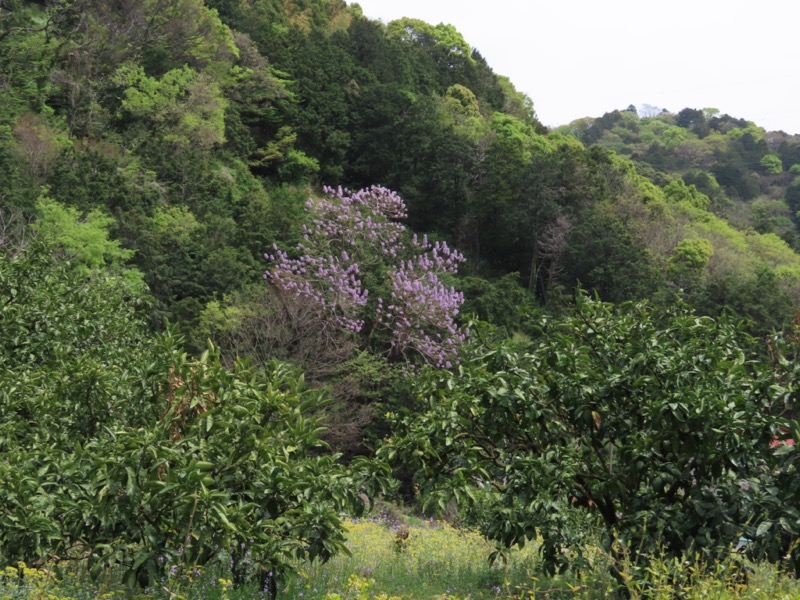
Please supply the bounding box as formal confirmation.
[265,185,468,368]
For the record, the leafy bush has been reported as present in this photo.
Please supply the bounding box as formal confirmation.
[0,243,387,595]
[381,295,784,574]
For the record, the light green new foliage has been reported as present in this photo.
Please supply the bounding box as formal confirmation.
[660,125,687,148]
[386,18,475,65]
[668,238,714,285]
[114,64,227,149]
[441,84,485,141]
[32,194,144,289]
[151,205,201,244]
[489,112,552,159]
[672,199,800,293]
[727,123,765,141]
[663,179,710,210]
[760,154,783,174]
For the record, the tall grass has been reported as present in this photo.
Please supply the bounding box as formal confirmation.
[279,517,538,598]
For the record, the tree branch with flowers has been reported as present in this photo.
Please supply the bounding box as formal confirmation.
[264,185,468,368]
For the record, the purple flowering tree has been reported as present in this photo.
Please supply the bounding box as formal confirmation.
[265,186,467,368]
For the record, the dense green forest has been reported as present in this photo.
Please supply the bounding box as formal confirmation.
[2,0,800,596]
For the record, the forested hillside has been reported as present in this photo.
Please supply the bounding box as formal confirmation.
[3,0,800,596]
[556,106,800,326]
[4,0,800,334]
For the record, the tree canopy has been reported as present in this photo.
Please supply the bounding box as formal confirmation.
[3,0,800,593]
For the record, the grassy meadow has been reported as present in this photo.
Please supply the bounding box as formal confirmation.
[3,509,800,599]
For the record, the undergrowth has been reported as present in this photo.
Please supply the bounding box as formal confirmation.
[2,512,799,599]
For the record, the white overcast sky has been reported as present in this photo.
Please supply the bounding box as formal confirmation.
[352,0,800,134]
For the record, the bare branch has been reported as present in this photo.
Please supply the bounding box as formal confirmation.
[0,204,33,258]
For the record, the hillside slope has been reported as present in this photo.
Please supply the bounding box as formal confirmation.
[1,0,798,337]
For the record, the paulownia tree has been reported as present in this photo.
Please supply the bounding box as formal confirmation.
[264,185,468,368]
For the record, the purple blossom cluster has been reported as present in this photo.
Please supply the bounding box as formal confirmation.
[264,186,468,366]
[304,185,407,259]
[377,235,467,368]
[265,245,367,332]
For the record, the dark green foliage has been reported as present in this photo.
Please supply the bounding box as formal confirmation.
[46,145,158,214]
[785,179,800,215]
[700,268,797,335]
[757,419,800,575]
[712,162,761,200]
[457,272,537,335]
[779,139,800,172]
[745,322,800,574]
[676,107,710,137]
[0,241,387,592]
[560,207,663,302]
[0,243,155,439]
[276,28,355,181]
[381,295,783,574]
